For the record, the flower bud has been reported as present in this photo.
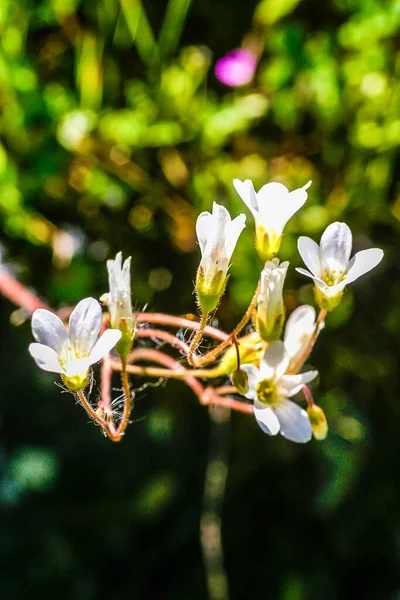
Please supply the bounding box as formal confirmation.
[195,202,245,314]
[215,332,266,376]
[231,369,249,395]
[255,259,288,342]
[102,252,135,360]
[307,404,328,441]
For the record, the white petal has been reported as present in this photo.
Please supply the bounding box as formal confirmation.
[63,357,92,378]
[224,213,246,259]
[232,179,259,216]
[212,201,231,224]
[317,279,347,297]
[295,267,326,287]
[274,399,312,443]
[240,363,260,400]
[107,253,133,327]
[284,305,317,362]
[88,329,122,365]
[284,305,316,345]
[121,256,132,290]
[320,222,352,275]
[257,181,310,233]
[297,236,321,277]
[260,340,289,379]
[196,210,213,256]
[280,370,318,397]
[107,251,122,284]
[31,309,68,354]
[255,182,289,232]
[29,343,63,373]
[197,203,232,278]
[345,248,384,285]
[253,400,280,436]
[68,297,102,357]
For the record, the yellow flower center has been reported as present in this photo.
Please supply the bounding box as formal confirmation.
[256,378,278,407]
[322,268,346,287]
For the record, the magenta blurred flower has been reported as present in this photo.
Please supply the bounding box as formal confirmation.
[214,49,257,87]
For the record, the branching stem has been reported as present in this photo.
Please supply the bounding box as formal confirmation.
[192,277,261,367]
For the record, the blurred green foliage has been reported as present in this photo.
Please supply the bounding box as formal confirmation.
[1,0,400,598]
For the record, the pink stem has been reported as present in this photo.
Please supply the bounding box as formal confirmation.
[100,355,112,408]
[202,387,254,414]
[126,347,205,398]
[136,327,190,355]
[0,268,49,313]
[302,384,314,408]
[136,312,229,342]
[112,348,254,414]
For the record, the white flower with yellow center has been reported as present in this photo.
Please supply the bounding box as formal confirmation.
[284,305,324,372]
[233,178,311,261]
[29,298,122,391]
[255,259,289,342]
[195,202,246,312]
[296,222,384,311]
[241,341,317,443]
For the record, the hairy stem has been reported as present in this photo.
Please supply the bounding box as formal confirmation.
[136,327,190,355]
[111,359,221,380]
[116,360,132,437]
[194,277,261,367]
[188,311,209,366]
[76,389,121,442]
[136,312,229,342]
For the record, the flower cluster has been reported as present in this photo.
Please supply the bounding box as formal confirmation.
[26,175,383,445]
[193,178,383,442]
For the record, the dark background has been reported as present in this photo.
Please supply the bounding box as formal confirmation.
[1,0,400,598]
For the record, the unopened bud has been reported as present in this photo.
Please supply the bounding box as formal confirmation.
[255,259,288,342]
[232,369,249,395]
[307,404,328,441]
[215,332,266,376]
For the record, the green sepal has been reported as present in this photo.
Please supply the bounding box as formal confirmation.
[196,267,227,314]
[255,312,284,342]
[62,373,89,392]
[215,332,266,376]
[116,317,136,360]
[314,286,343,312]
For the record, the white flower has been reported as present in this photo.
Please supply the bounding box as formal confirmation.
[284,305,324,371]
[233,178,311,261]
[101,252,135,357]
[195,202,246,312]
[296,222,384,310]
[255,259,289,341]
[241,341,318,443]
[29,297,122,391]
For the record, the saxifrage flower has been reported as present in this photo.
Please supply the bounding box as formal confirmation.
[29,297,121,391]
